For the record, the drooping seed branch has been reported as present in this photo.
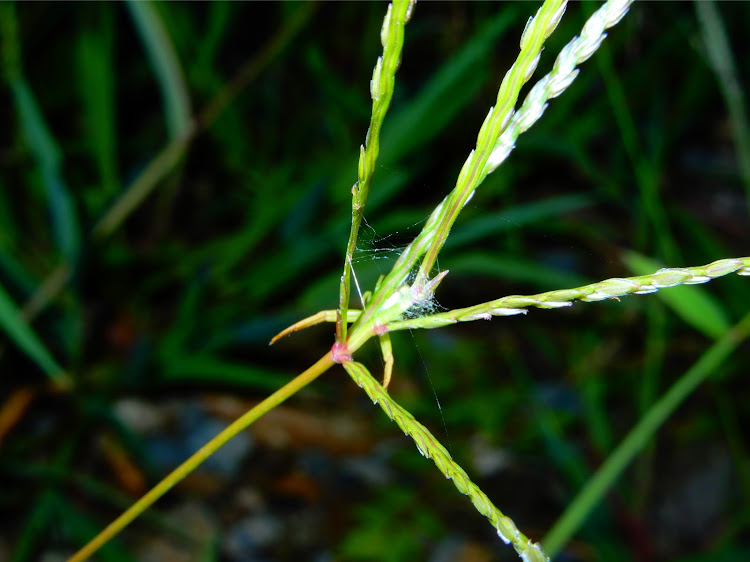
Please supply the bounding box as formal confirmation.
[343,360,550,562]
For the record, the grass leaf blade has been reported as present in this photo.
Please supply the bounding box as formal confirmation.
[0,281,68,384]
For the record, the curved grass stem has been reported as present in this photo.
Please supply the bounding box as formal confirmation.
[542,310,750,557]
[69,352,336,562]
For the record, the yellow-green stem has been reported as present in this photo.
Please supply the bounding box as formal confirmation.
[69,352,335,562]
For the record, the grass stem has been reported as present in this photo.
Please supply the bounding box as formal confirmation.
[542,310,750,557]
[68,351,336,562]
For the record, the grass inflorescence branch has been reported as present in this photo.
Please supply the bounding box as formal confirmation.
[416,0,568,284]
[482,0,633,179]
[347,0,570,351]
[344,0,635,344]
[343,360,550,562]
[386,257,750,332]
[338,0,415,343]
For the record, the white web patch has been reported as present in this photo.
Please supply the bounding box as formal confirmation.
[352,214,447,323]
[401,268,445,319]
[352,216,411,269]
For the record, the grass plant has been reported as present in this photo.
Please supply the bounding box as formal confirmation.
[1,1,749,560]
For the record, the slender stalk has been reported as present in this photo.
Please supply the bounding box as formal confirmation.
[69,352,336,562]
[91,126,195,240]
[338,0,413,343]
[542,310,750,557]
[416,0,568,282]
[126,0,192,141]
[344,360,550,562]
[386,257,750,332]
[346,0,572,343]
[416,0,634,284]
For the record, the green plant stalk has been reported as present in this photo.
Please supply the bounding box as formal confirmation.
[91,127,195,240]
[385,257,750,332]
[542,309,750,557]
[346,0,570,345]
[416,0,568,282]
[126,0,192,140]
[344,0,632,342]
[69,352,336,562]
[633,300,666,511]
[343,360,550,562]
[338,0,413,344]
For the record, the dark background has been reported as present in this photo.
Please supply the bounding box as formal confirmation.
[1,2,749,561]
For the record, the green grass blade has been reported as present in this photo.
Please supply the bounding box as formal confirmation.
[444,193,593,249]
[76,8,118,209]
[161,354,293,392]
[11,432,78,561]
[542,310,750,557]
[127,0,192,139]
[592,8,678,263]
[11,490,58,562]
[9,79,81,263]
[193,2,233,77]
[0,281,68,385]
[1,3,80,264]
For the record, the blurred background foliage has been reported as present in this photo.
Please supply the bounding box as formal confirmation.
[0,1,749,561]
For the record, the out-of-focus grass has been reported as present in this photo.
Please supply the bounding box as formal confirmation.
[0,2,748,561]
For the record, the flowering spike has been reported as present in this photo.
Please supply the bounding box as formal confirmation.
[404,0,416,23]
[370,56,383,101]
[520,15,535,50]
[381,3,393,47]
